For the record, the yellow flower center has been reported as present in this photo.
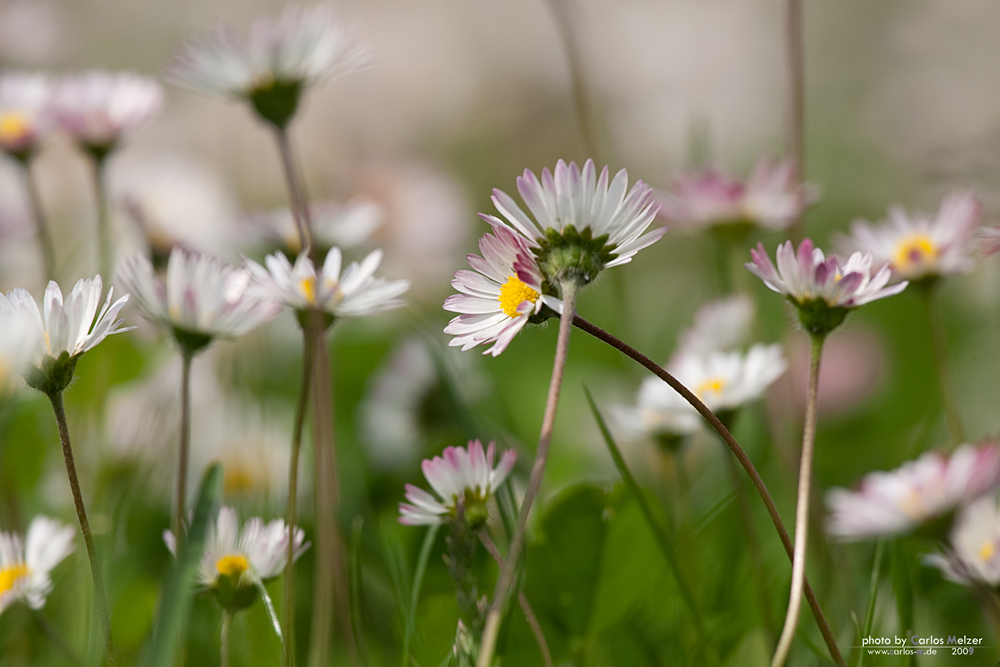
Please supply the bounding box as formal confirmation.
[979,540,996,563]
[216,554,249,577]
[223,465,257,495]
[300,276,317,305]
[694,377,727,400]
[498,276,540,318]
[0,563,30,596]
[893,234,938,273]
[0,111,31,145]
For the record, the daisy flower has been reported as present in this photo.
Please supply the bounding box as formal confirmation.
[486,159,665,286]
[399,440,516,528]
[0,72,53,159]
[117,247,280,355]
[825,443,1000,541]
[0,516,75,615]
[615,377,702,443]
[444,223,559,357]
[244,197,383,255]
[164,506,308,611]
[657,157,815,233]
[246,247,409,320]
[165,4,369,129]
[669,344,787,414]
[676,295,754,357]
[50,71,163,154]
[841,191,983,281]
[979,226,1000,257]
[924,495,1000,587]
[746,238,908,336]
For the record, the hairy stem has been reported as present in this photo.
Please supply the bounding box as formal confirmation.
[922,284,964,445]
[785,0,806,241]
[175,350,193,550]
[572,315,845,667]
[19,158,55,279]
[477,281,578,667]
[47,390,116,667]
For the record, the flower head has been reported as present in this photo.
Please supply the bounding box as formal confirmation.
[118,247,280,355]
[615,377,702,445]
[444,223,559,357]
[746,238,908,336]
[841,191,983,281]
[924,495,1000,587]
[399,440,516,528]
[825,443,1000,541]
[0,72,53,158]
[671,344,787,413]
[0,516,75,615]
[164,506,308,611]
[50,71,163,154]
[676,295,754,357]
[166,4,369,129]
[485,159,665,286]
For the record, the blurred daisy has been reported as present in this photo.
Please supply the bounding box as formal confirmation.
[165,4,369,128]
[669,344,787,413]
[486,159,665,286]
[841,191,983,281]
[979,226,1000,257]
[615,376,702,442]
[924,495,1000,587]
[117,247,280,355]
[244,197,383,255]
[0,302,36,399]
[164,506,307,611]
[825,443,1000,541]
[657,157,815,232]
[50,71,163,154]
[676,295,754,357]
[246,247,408,319]
[0,72,53,159]
[0,515,75,615]
[399,440,516,528]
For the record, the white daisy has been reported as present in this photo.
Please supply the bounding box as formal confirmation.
[0,515,75,615]
[485,159,665,285]
[924,495,1000,587]
[841,191,983,282]
[246,247,409,318]
[669,344,787,413]
[676,295,754,357]
[399,439,516,527]
[0,72,53,158]
[825,443,1000,541]
[614,377,702,441]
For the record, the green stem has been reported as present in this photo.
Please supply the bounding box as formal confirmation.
[921,284,964,445]
[402,523,440,667]
[175,350,193,550]
[47,390,116,667]
[91,154,112,281]
[477,280,578,667]
[221,611,232,667]
[19,157,56,278]
[856,540,885,667]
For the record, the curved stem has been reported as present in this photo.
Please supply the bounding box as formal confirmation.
[221,611,232,667]
[283,324,316,667]
[921,284,964,445]
[477,281,578,667]
[47,390,116,667]
[785,0,805,242]
[772,334,824,667]
[572,314,846,667]
[175,350,193,549]
[19,158,55,279]
[273,126,314,261]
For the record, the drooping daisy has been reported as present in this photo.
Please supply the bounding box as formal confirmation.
[841,191,982,282]
[444,223,559,357]
[746,238,908,336]
[165,4,369,129]
[825,443,1000,541]
[486,159,665,286]
[49,71,163,155]
[0,72,53,159]
[924,495,1000,587]
[117,247,280,355]
[244,197,383,255]
[164,506,308,611]
[0,515,75,615]
[399,440,516,528]
[656,157,815,233]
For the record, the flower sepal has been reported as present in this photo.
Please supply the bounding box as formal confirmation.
[789,297,850,338]
[249,79,302,130]
[172,327,214,358]
[294,308,336,334]
[536,224,617,288]
[24,351,78,396]
[212,565,259,612]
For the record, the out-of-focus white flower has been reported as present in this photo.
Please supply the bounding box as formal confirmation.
[0,301,36,398]
[669,344,787,413]
[676,295,754,357]
[979,226,1000,257]
[657,157,816,232]
[614,377,702,442]
[486,159,664,285]
[0,515,75,615]
[247,247,408,319]
[399,440,516,527]
[826,443,1000,541]
[841,191,983,281]
[925,495,1000,587]
[0,72,53,158]
[444,223,559,357]
[50,71,163,152]
[117,247,280,354]
[243,197,383,255]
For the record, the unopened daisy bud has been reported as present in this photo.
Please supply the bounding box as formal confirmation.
[746,238,908,337]
[399,440,516,529]
[0,72,54,160]
[924,495,1000,588]
[0,516,75,615]
[485,159,665,289]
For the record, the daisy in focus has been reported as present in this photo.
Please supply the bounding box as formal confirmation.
[0,72,53,159]
[841,191,983,282]
[924,495,1000,587]
[165,4,369,129]
[399,439,516,529]
[0,516,75,615]
[443,223,559,357]
[825,443,1000,541]
[486,159,664,286]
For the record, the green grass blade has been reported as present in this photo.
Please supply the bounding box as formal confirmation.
[351,516,371,667]
[857,540,886,667]
[402,523,440,667]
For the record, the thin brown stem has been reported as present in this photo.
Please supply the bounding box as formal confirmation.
[772,334,824,667]
[19,158,55,279]
[175,350,193,549]
[544,0,600,161]
[921,284,964,445]
[572,314,846,667]
[478,281,578,667]
[273,126,314,260]
[47,390,116,667]
[785,0,806,242]
[478,532,553,667]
